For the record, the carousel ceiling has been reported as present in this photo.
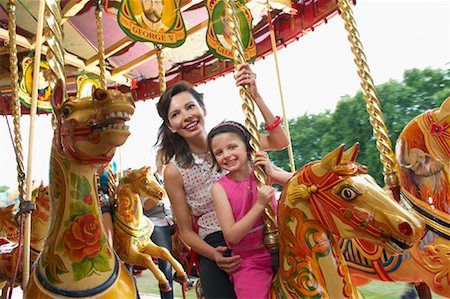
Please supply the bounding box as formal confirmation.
[0,0,342,115]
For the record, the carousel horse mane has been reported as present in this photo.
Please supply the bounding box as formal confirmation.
[274,143,425,299]
[341,96,450,298]
[114,166,188,292]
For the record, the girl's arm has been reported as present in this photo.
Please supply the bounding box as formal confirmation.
[253,151,294,186]
[234,64,289,151]
[212,181,276,245]
[164,163,241,273]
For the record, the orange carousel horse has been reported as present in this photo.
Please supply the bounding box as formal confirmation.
[273,143,425,298]
[113,166,188,292]
[340,97,450,298]
[25,81,138,298]
[0,185,50,297]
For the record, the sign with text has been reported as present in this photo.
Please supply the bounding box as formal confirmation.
[118,0,186,47]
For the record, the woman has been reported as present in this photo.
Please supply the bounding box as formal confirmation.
[155,64,288,298]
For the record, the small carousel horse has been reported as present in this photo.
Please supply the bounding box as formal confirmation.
[113,166,188,292]
[341,97,450,298]
[0,205,19,243]
[274,143,425,298]
[0,185,50,298]
[25,81,137,298]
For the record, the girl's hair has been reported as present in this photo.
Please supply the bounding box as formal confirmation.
[155,81,205,168]
[207,121,252,171]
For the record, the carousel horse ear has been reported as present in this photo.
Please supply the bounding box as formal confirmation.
[437,96,450,118]
[50,79,64,111]
[93,88,108,101]
[141,165,151,173]
[312,144,345,177]
[342,143,360,162]
[287,183,318,205]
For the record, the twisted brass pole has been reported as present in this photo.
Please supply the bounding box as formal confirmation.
[95,1,116,202]
[337,0,399,193]
[7,0,25,204]
[95,2,107,89]
[156,46,167,92]
[45,0,66,97]
[222,0,278,253]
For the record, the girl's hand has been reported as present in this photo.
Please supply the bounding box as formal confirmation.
[213,246,242,274]
[257,185,276,208]
[253,151,276,177]
[234,64,258,98]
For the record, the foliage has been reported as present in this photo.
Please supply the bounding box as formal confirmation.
[268,67,449,185]
[0,186,9,193]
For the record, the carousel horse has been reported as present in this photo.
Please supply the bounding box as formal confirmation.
[273,143,425,298]
[340,97,450,298]
[25,81,138,298]
[113,166,188,292]
[0,205,19,243]
[0,185,50,297]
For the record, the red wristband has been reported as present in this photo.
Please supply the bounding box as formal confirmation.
[264,116,282,131]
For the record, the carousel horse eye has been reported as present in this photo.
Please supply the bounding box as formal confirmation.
[142,179,148,185]
[62,106,72,118]
[338,186,361,201]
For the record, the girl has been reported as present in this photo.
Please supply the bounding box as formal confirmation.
[207,121,291,299]
[156,64,288,299]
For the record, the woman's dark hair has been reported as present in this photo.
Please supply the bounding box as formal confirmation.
[155,81,205,168]
[207,121,251,171]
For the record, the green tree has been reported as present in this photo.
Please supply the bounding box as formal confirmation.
[269,67,449,185]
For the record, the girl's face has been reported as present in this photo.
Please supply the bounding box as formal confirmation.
[211,132,249,173]
[166,91,207,138]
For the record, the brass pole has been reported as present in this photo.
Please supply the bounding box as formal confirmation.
[222,0,278,252]
[266,9,295,173]
[337,0,399,195]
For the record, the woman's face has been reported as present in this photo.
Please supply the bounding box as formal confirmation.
[166,91,207,139]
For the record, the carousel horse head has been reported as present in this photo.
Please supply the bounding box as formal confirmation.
[30,184,50,250]
[396,96,449,214]
[281,143,425,254]
[51,80,135,164]
[0,205,19,242]
[117,166,167,209]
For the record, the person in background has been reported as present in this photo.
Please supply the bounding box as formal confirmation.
[97,162,117,247]
[155,63,289,298]
[207,121,292,298]
[143,150,176,299]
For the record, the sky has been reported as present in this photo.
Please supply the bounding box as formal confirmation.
[0,0,449,189]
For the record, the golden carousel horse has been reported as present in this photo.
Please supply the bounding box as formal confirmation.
[340,97,450,298]
[0,185,50,297]
[273,143,425,298]
[25,81,138,298]
[113,166,188,292]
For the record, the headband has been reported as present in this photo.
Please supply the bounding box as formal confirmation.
[211,121,249,138]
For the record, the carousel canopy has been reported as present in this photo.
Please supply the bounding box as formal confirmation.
[0,0,341,115]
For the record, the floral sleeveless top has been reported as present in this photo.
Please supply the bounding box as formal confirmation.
[173,153,226,239]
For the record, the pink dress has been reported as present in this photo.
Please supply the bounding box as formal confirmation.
[217,172,277,299]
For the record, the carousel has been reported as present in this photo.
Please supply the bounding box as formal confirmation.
[0,0,448,298]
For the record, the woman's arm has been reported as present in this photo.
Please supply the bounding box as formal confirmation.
[234,64,289,151]
[212,182,275,245]
[164,163,241,273]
